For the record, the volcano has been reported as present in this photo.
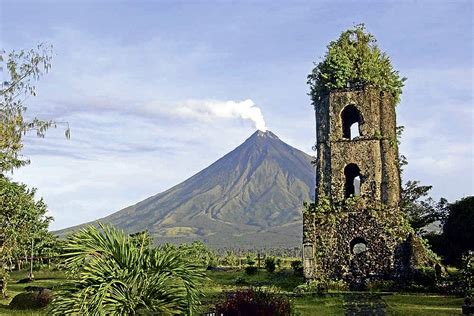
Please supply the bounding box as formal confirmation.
[58,131,315,248]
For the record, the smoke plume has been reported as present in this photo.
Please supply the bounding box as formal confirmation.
[174,99,267,131]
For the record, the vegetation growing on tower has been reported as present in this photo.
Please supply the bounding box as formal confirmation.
[307,24,406,105]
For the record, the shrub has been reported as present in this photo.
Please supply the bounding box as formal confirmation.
[327,279,348,291]
[245,266,258,275]
[276,258,282,268]
[293,280,328,296]
[9,289,53,309]
[50,224,207,315]
[290,260,303,275]
[366,280,396,292]
[246,255,256,266]
[307,24,405,105]
[220,251,239,267]
[265,257,276,273]
[234,276,248,285]
[215,288,292,316]
[412,267,437,290]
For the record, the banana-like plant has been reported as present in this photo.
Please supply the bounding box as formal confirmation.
[50,224,206,315]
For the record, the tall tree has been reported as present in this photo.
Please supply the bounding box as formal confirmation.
[441,196,474,265]
[0,43,69,174]
[1,44,65,293]
[400,180,448,234]
[0,177,52,270]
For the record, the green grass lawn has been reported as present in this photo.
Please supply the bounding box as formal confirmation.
[0,270,66,315]
[0,268,464,315]
[204,269,463,315]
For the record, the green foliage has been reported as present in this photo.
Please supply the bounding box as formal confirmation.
[50,224,207,315]
[129,230,152,250]
[366,280,396,292]
[303,196,434,280]
[265,256,276,273]
[246,254,256,266]
[461,252,473,297]
[0,44,70,174]
[400,180,448,233]
[0,176,52,271]
[293,280,327,296]
[9,289,53,310]
[441,196,474,266]
[161,240,218,268]
[290,260,303,275]
[219,251,240,267]
[308,24,405,105]
[245,266,258,275]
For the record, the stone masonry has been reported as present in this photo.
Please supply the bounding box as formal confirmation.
[303,88,411,286]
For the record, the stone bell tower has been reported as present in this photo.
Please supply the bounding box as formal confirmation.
[315,88,401,205]
[303,88,408,286]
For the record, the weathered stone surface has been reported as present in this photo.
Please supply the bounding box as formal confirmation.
[304,88,411,286]
[313,88,400,205]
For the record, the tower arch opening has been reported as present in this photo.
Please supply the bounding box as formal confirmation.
[341,105,362,139]
[344,163,361,198]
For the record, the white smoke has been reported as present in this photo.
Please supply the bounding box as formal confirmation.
[173,99,267,131]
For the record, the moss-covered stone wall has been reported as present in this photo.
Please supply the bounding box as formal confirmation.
[305,88,412,286]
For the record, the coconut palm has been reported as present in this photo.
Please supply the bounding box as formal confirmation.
[50,224,206,315]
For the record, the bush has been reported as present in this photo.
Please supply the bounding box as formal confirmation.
[215,288,292,316]
[265,257,276,273]
[9,289,53,309]
[366,280,396,292]
[245,266,258,275]
[50,224,207,315]
[293,280,328,296]
[290,260,303,275]
[412,267,437,290]
[234,276,248,285]
[307,24,405,105]
[327,279,348,291]
[220,252,240,267]
[246,255,256,266]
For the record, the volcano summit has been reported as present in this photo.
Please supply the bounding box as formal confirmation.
[58,131,315,248]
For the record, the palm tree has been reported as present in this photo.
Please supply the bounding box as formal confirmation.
[50,224,206,315]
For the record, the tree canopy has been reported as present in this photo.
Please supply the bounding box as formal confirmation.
[307,24,406,105]
[400,180,448,234]
[0,43,69,174]
[441,196,474,265]
[1,44,64,294]
[0,176,52,269]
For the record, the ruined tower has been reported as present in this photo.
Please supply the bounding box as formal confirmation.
[303,88,408,285]
[302,25,435,286]
[315,89,401,206]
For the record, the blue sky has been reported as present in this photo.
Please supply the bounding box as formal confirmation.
[1,0,472,230]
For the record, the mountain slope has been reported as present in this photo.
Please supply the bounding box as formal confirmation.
[58,131,315,248]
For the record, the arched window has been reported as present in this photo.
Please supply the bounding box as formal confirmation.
[344,163,361,198]
[350,237,368,255]
[341,105,362,139]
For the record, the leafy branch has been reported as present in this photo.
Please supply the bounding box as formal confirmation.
[307,24,406,105]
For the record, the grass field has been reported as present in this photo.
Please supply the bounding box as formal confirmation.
[0,268,464,315]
